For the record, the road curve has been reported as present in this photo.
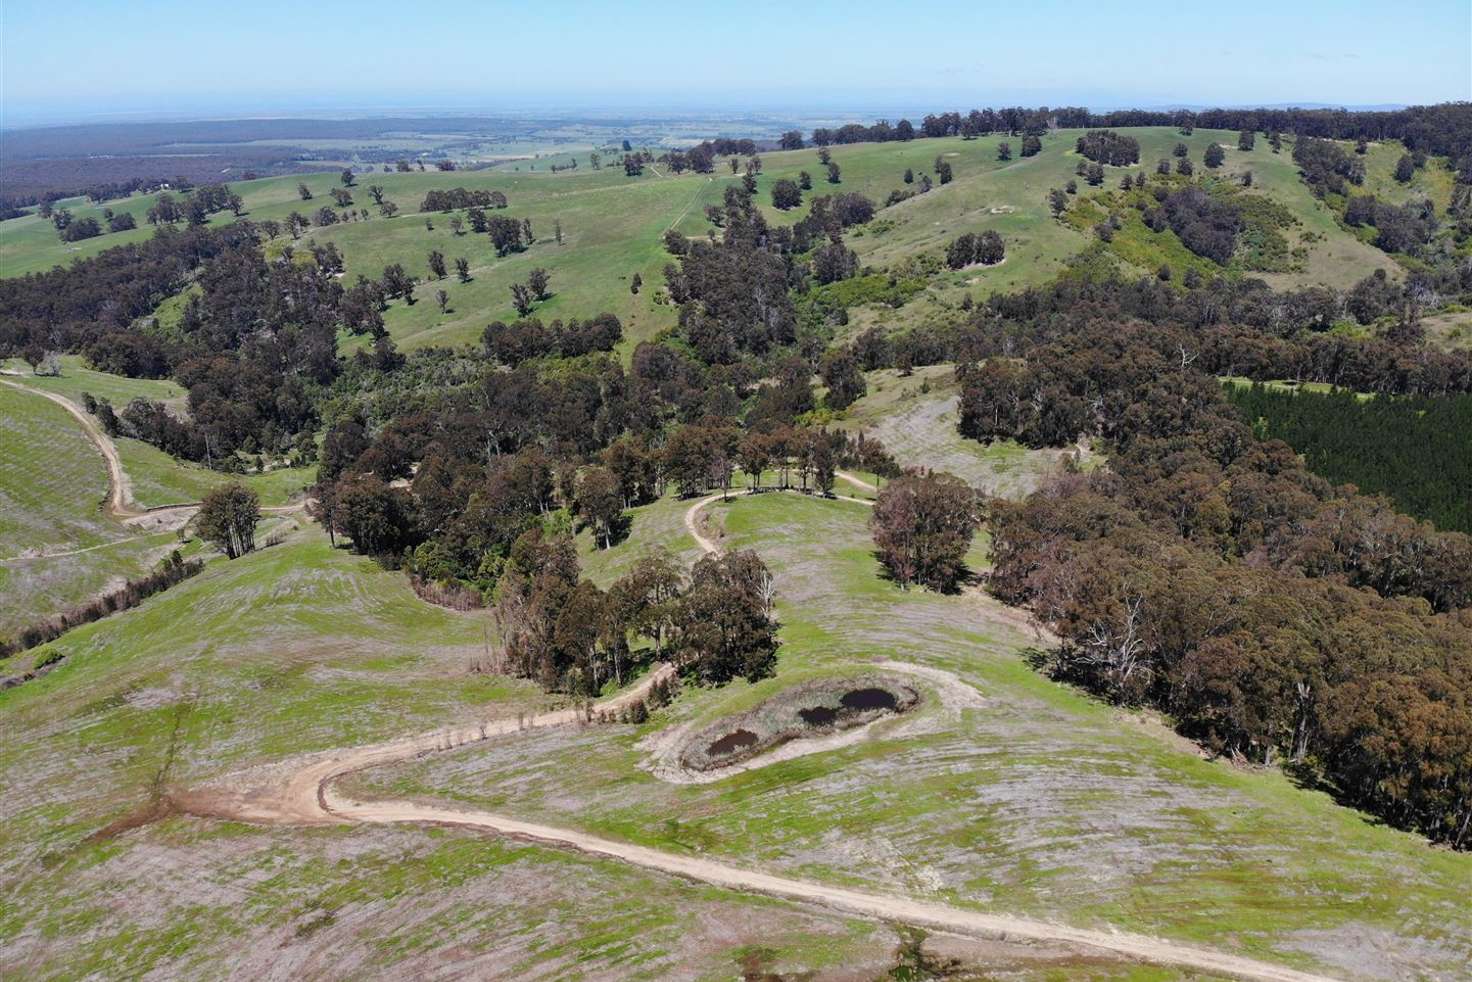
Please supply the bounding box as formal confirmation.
[327,793,1333,982]
[2,378,141,519]
[184,487,1334,981]
[2,377,308,554]
[683,485,873,556]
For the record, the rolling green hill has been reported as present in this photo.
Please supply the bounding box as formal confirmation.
[4,486,1468,978]
[2,128,1413,357]
[0,384,179,635]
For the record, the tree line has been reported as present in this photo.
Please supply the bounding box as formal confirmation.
[957,313,1471,848]
[1,221,345,466]
[1075,130,1141,166]
[799,103,1472,176]
[419,187,508,212]
[1,552,204,661]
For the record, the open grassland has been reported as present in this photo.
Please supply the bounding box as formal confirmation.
[1354,140,1457,213]
[1221,375,1374,399]
[0,374,308,637]
[1,820,1168,982]
[353,491,1472,981]
[2,355,186,410]
[1176,131,1395,291]
[3,487,1468,977]
[2,384,126,556]
[112,434,312,509]
[0,527,1162,980]
[1422,307,1472,351]
[0,385,177,635]
[2,129,1407,356]
[0,533,533,893]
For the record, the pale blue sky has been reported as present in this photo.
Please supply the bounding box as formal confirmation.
[3,0,1468,124]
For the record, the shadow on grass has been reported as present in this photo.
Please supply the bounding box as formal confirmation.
[868,550,972,596]
[1281,759,1395,831]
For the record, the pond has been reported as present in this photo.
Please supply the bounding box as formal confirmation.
[681,675,921,774]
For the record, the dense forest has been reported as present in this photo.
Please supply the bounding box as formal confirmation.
[1226,383,1472,533]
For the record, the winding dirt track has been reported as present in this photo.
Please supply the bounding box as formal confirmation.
[1,378,307,563]
[2,378,140,519]
[834,469,878,492]
[173,484,1340,980]
[683,484,874,556]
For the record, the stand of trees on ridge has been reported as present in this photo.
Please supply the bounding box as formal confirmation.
[802,103,1472,174]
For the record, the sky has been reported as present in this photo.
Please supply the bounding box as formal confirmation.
[3,0,1469,125]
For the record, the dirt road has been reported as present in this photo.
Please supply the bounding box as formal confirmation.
[683,485,873,557]
[3,378,140,519]
[2,378,308,558]
[835,469,878,492]
[327,793,1333,982]
[180,488,1334,981]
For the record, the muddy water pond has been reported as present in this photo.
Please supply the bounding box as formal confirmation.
[684,675,920,771]
[841,687,897,711]
[798,705,838,726]
[706,728,758,757]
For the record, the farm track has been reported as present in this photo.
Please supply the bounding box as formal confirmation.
[2,378,139,520]
[182,482,1335,982]
[0,378,307,564]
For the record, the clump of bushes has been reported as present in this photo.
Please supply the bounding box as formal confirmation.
[0,552,203,660]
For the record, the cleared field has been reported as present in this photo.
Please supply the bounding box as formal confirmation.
[0,529,1128,980]
[1221,375,1374,400]
[113,435,312,509]
[833,364,1089,498]
[2,129,1410,355]
[1,384,127,555]
[1219,135,1400,291]
[4,480,1468,976]
[1423,307,1472,351]
[1,356,186,410]
[1,363,312,509]
[0,375,309,637]
[1354,140,1457,213]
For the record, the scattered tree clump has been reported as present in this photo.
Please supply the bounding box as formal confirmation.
[196,482,261,559]
[870,471,981,592]
[419,188,508,212]
[944,230,1004,269]
[770,178,802,210]
[1142,187,1242,265]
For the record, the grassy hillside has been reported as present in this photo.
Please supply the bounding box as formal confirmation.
[0,385,177,635]
[1,355,186,409]
[2,129,1413,356]
[0,529,1029,980]
[2,360,313,509]
[112,435,312,510]
[1355,139,1458,213]
[4,479,1469,976]
[352,491,1472,980]
[0,374,310,637]
[832,364,1091,498]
